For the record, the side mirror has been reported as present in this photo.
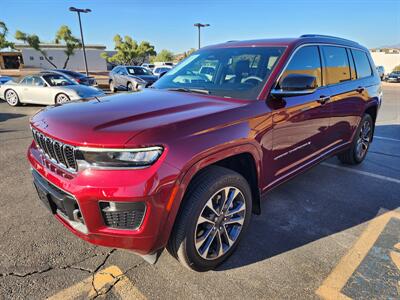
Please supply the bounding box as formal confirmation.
[271,74,317,97]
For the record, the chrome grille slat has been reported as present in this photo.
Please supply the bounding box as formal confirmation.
[31,129,77,172]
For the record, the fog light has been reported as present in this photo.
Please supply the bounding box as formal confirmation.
[99,201,146,230]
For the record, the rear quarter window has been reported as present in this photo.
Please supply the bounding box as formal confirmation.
[351,49,372,79]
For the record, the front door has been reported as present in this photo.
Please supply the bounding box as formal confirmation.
[268,45,332,185]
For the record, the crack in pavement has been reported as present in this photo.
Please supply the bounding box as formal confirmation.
[91,261,145,299]
[90,249,117,298]
[0,250,111,278]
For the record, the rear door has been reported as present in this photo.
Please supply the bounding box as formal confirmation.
[270,45,332,182]
[321,46,368,145]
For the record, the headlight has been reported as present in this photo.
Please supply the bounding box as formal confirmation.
[76,146,163,169]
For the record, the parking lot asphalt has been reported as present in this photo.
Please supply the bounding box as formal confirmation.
[0,84,399,299]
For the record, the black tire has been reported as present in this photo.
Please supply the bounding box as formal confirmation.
[337,114,373,165]
[109,80,116,93]
[167,166,252,271]
[5,89,20,106]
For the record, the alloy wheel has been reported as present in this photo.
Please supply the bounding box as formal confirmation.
[56,94,70,104]
[194,186,246,260]
[356,119,372,160]
[5,90,18,106]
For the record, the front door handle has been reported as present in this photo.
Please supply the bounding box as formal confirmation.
[317,95,331,104]
[356,86,365,93]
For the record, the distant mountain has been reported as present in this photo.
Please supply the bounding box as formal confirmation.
[380,43,400,48]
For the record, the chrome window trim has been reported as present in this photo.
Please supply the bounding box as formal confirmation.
[272,43,374,92]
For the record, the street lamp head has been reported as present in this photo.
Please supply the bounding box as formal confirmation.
[69,7,92,13]
[194,23,210,28]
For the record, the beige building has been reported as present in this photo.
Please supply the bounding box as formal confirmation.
[370,49,400,74]
[11,43,108,71]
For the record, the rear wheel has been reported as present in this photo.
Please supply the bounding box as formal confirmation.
[55,93,70,104]
[337,114,373,165]
[168,166,252,271]
[5,89,20,106]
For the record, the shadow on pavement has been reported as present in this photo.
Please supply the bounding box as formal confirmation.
[0,113,27,123]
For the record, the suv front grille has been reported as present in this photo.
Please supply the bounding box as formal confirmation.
[32,128,78,172]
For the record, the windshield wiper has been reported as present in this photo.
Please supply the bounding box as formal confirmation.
[167,88,210,95]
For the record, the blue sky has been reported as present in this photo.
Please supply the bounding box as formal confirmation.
[1,0,399,53]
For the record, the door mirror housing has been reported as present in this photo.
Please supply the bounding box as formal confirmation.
[271,74,317,97]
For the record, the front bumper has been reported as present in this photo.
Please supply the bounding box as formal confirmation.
[28,141,180,255]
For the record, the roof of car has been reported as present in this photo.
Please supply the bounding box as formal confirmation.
[203,34,367,51]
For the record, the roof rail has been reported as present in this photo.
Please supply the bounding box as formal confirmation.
[300,34,357,44]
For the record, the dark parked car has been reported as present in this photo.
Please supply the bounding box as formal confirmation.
[109,66,158,92]
[387,71,400,82]
[44,69,97,86]
[28,34,381,271]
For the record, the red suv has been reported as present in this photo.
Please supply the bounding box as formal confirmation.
[28,35,382,271]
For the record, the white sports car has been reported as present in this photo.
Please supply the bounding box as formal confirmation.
[0,72,104,106]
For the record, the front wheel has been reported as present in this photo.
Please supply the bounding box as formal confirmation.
[168,166,252,271]
[337,114,373,165]
[127,82,136,92]
[5,89,20,106]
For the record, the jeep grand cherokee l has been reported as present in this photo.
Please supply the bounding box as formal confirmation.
[28,34,381,271]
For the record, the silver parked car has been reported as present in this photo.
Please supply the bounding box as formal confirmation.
[376,66,385,81]
[109,66,158,92]
[0,73,104,106]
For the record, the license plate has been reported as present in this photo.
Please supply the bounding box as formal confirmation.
[34,183,52,212]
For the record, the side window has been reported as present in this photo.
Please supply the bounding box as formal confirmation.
[321,46,351,85]
[21,76,33,85]
[346,48,357,80]
[279,46,322,88]
[32,76,45,86]
[352,49,372,79]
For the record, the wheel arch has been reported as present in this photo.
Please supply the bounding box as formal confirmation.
[54,92,69,104]
[364,103,378,142]
[157,144,263,251]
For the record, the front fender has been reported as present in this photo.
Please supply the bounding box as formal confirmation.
[156,142,262,250]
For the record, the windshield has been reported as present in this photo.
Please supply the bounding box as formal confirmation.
[57,70,85,78]
[42,74,77,86]
[127,67,152,76]
[153,47,285,99]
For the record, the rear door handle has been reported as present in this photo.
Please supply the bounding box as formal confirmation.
[356,86,365,93]
[317,95,331,104]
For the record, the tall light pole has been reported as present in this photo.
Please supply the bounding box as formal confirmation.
[193,23,210,49]
[69,7,91,76]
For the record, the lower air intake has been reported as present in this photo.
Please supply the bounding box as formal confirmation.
[99,201,146,230]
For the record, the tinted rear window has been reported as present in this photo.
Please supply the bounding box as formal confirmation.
[352,49,372,79]
[321,46,351,85]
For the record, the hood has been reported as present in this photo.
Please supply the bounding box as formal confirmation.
[128,75,158,82]
[30,89,246,147]
[64,84,104,97]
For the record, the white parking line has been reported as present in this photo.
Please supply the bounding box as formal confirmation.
[321,163,400,184]
[374,136,400,142]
